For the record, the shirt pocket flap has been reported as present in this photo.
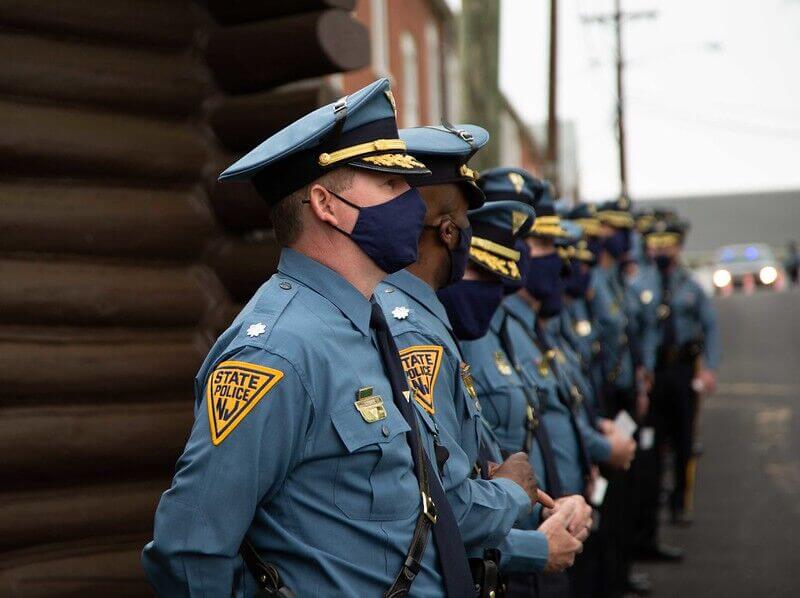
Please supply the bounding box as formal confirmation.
[331,403,411,453]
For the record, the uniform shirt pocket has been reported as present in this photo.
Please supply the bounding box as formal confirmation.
[330,403,418,521]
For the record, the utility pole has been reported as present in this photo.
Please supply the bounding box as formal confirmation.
[583,4,656,199]
[614,0,627,198]
[546,0,559,193]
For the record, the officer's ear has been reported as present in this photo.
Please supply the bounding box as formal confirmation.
[438,218,459,250]
[306,184,340,228]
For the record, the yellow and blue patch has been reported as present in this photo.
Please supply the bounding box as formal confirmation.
[399,345,443,415]
[206,360,283,445]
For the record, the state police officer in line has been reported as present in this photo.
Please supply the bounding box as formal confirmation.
[637,215,719,546]
[142,79,477,597]
[376,123,565,591]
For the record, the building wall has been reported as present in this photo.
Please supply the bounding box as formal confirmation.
[0,2,369,594]
[342,0,449,127]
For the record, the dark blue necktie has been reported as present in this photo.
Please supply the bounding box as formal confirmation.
[370,303,474,598]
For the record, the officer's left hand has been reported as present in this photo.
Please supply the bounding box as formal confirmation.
[694,368,717,395]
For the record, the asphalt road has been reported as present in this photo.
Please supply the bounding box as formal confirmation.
[640,286,800,597]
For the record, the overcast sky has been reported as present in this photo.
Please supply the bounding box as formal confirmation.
[450,0,800,200]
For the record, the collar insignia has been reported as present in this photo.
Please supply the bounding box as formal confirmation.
[508,172,525,194]
[246,322,267,337]
[392,306,410,320]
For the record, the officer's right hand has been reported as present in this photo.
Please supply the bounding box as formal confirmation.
[607,433,636,470]
[491,452,547,506]
[539,506,583,573]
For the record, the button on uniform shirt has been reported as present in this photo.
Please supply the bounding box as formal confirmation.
[656,266,720,369]
[142,249,445,597]
[590,264,635,391]
[460,309,548,503]
[561,295,604,407]
[627,262,661,373]
[375,270,530,551]
[499,295,587,496]
[541,317,612,465]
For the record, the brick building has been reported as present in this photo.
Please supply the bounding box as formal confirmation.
[337,0,543,174]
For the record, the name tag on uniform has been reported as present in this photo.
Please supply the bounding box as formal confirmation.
[354,387,387,423]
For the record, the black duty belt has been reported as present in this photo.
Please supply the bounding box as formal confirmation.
[240,538,295,597]
[657,340,703,367]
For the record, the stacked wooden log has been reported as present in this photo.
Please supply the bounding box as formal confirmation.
[0,0,368,594]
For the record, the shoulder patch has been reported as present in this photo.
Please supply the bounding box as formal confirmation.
[398,345,443,415]
[206,360,283,445]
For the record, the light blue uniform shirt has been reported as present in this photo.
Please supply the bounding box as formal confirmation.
[590,264,635,391]
[542,317,612,464]
[627,262,661,372]
[376,270,541,562]
[498,295,587,496]
[142,249,446,597]
[654,265,721,370]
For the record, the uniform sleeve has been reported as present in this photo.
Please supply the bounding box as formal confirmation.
[393,328,532,551]
[141,347,313,597]
[576,411,612,463]
[638,290,660,373]
[697,287,721,370]
[498,528,549,573]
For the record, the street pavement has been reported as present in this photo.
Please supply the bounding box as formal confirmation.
[639,286,800,597]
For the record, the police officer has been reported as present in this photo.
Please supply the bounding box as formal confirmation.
[376,124,589,593]
[458,169,612,598]
[375,123,557,573]
[141,79,476,597]
[640,215,719,539]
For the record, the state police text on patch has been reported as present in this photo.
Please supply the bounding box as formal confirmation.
[398,345,443,415]
[206,360,283,445]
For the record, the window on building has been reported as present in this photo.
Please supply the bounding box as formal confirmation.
[400,31,420,127]
[370,0,390,76]
[425,21,442,125]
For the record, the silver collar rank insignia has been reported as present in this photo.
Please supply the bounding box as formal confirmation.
[391,306,410,320]
[354,387,387,423]
[246,322,267,337]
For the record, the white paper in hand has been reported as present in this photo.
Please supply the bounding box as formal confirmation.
[614,410,638,439]
[591,475,609,507]
[639,427,655,450]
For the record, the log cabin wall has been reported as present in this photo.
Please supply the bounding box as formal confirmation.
[0,1,368,595]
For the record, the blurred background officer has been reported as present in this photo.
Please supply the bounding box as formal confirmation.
[453,170,591,598]
[785,240,800,286]
[142,79,478,597]
[638,215,720,549]
[376,123,559,595]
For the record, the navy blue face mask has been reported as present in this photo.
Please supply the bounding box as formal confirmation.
[564,259,592,298]
[655,254,674,271]
[587,237,603,261]
[442,224,473,287]
[437,279,505,340]
[502,239,530,296]
[525,252,564,318]
[603,229,630,260]
[320,187,426,274]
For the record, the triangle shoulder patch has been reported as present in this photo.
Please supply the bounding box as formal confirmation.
[398,345,443,415]
[206,360,283,445]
